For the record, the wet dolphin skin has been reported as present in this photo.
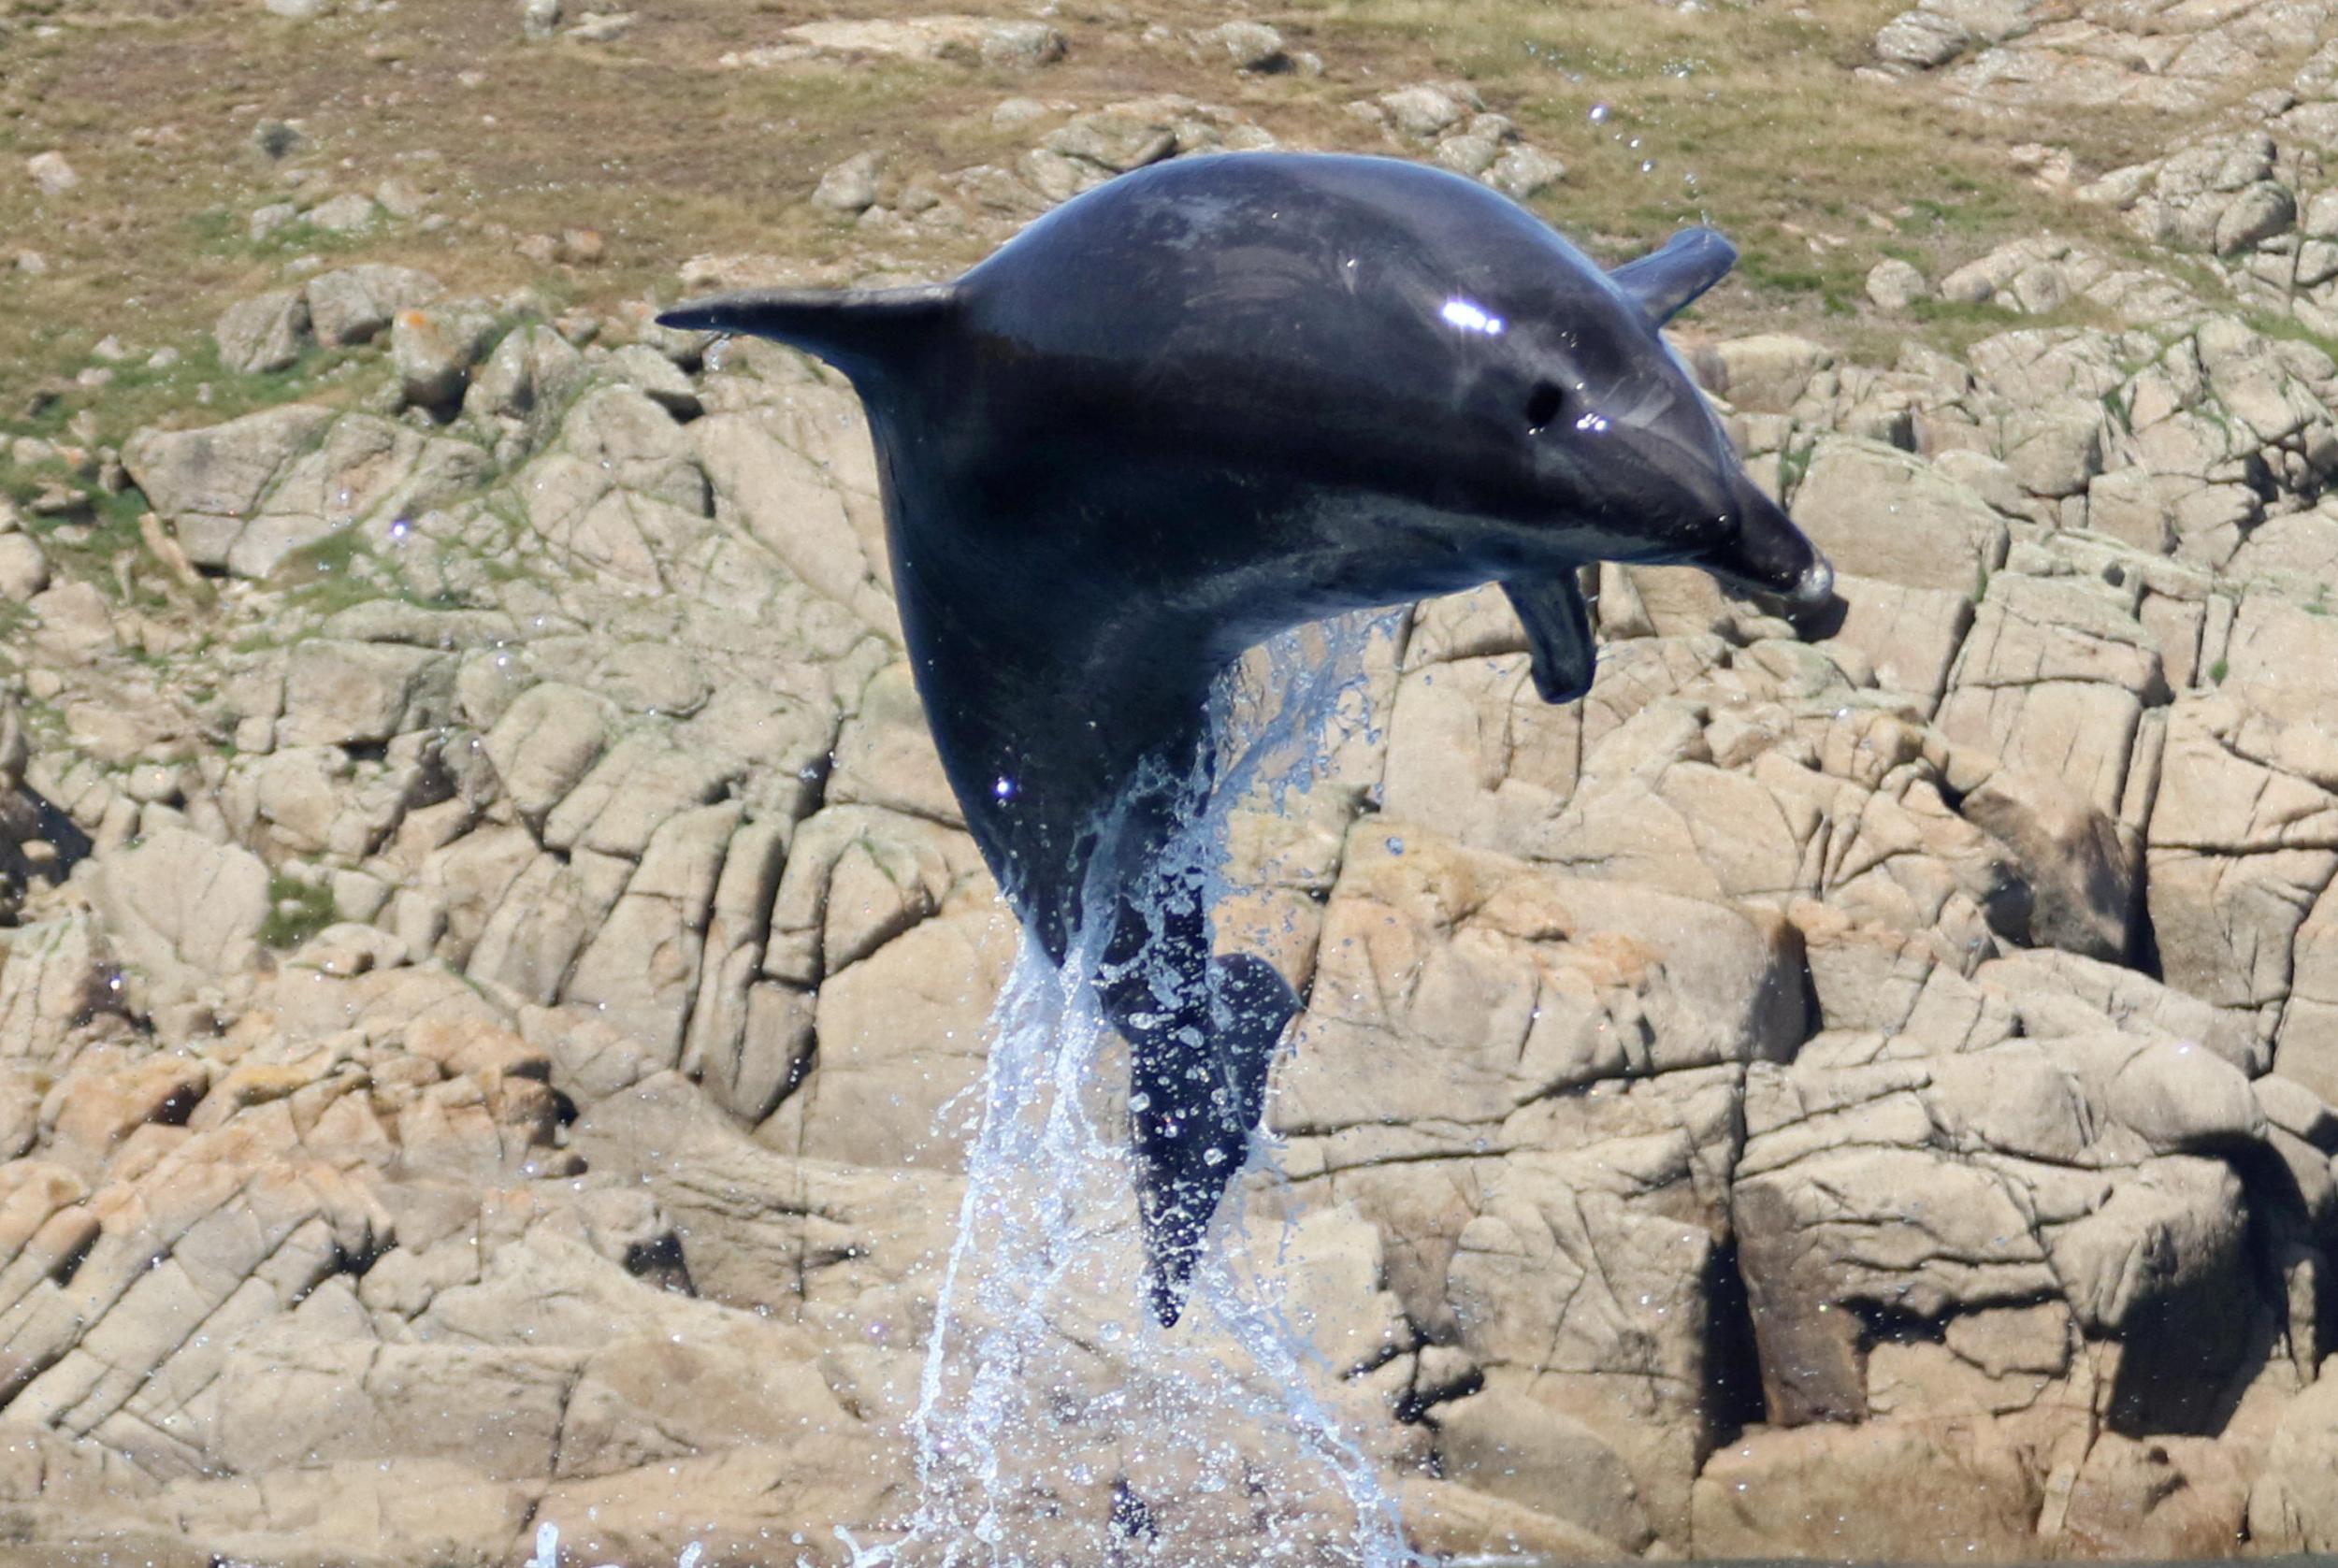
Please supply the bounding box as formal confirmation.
[661,151,1836,1326]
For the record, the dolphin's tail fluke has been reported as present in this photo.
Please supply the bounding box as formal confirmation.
[656,285,957,378]
[1126,951,1299,1327]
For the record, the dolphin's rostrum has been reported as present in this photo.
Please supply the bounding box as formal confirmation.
[662,151,1836,1327]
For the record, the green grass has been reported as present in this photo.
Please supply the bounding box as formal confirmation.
[260,872,339,949]
[2101,385,2132,437]
[0,0,2324,412]
[1777,437,1816,499]
[2242,308,2338,369]
[2,330,370,458]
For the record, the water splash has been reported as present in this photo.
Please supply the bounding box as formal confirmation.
[854,609,1414,1568]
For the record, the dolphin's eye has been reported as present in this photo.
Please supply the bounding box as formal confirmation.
[1524,381,1566,431]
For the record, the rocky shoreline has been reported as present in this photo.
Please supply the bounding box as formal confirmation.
[5,0,2338,1561]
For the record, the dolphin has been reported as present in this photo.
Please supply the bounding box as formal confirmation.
[661,151,1835,1327]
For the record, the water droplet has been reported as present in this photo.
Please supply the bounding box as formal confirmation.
[1588,102,1610,123]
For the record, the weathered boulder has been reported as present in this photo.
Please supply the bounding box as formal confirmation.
[123,406,336,569]
[1283,826,1805,1136]
[1790,437,2009,597]
[85,827,268,1009]
[1703,334,1831,412]
[518,385,712,588]
[1693,1422,2048,1561]
[2249,1369,2338,1551]
[479,680,615,824]
[277,640,454,748]
[0,917,124,1065]
[304,265,442,348]
[213,290,312,375]
[775,14,1064,67]
[694,410,895,632]
[463,322,587,430]
[389,300,501,411]
[1732,1034,2273,1434]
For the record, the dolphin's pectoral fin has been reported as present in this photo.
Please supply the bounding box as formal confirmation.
[1609,227,1738,324]
[656,285,958,375]
[1501,574,1597,705]
[1122,951,1300,1328]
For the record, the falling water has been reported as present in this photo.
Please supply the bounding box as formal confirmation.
[848,609,1415,1568]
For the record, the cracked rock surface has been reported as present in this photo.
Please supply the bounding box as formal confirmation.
[9,10,2338,1564]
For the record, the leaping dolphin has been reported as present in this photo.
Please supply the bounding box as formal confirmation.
[662,151,1836,1327]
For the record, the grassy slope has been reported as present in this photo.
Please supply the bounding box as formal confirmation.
[0,0,2306,448]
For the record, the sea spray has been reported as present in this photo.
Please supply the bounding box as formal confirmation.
[858,608,1418,1568]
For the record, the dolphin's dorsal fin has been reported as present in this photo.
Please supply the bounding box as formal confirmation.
[1609,227,1737,324]
[1501,573,1596,704]
[657,285,957,375]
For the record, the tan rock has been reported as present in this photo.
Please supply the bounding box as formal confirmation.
[44,1048,209,1180]
[27,582,115,661]
[2148,698,2338,1019]
[1705,334,1832,412]
[695,410,896,634]
[212,289,311,375]
[122,406,336,569]
[234,413,491,579]
[541,727,736,857]
[212,1337,573,1478]
[570,1072,960,1325]
[388,300,499,410]
[778,13,1064,66]
[479,680,615,824]
[1379,654,1580,852]
[1285,826,1803,1138]
[1537,705,2025,950]
[86,827,268,1010]
[168,1458,529,1568]
[678,817,790,1115]
[2059,1431,2246,1558]
[2221,589,2338,726]
[1790,437,2009,597]
[564,802,742,1057]
[769,900,1014,1168]
[277,640,453,748]
[304,264,442,348]
[1975,945,2263,1073]
[0,917,125,1065]
[1819,573,1972,709]
[465,322,587,435]
[0,533,51,601]
[1435,1382,1654,1550]
[2248,1367,2338,1551]
[828,661,960,825]
[1397,1474,1627,1562]
[1692,1421,2047,1561]
[534,1438,906,1568]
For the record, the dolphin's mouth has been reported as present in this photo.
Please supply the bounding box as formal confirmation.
[1699,480,1842,636]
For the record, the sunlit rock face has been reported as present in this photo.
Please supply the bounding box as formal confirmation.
[14,7,2338,1552]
